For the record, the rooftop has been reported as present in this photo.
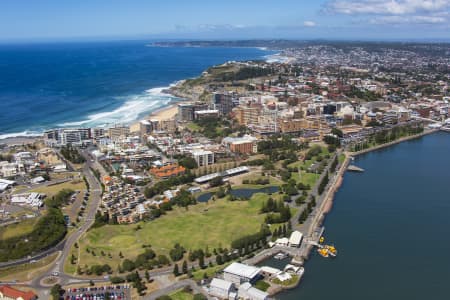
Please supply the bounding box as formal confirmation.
[210,278,233,290]
[224,262,260,279]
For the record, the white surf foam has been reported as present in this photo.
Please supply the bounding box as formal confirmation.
[265,53,290,63]
[57,86,177,128]
[0,131,43,140]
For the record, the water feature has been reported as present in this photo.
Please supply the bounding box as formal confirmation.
[197,186,279,203]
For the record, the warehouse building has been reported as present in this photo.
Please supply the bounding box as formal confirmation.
[223,262,261,285]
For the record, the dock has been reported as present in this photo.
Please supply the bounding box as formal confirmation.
[347,165,364,172]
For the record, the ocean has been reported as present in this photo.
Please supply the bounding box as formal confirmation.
[277,132,450,300]
[0,41,272,139]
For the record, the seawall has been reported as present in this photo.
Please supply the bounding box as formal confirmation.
[350,129,438,157]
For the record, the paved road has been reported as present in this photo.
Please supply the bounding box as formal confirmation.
[0,239,67,268]
[28,155,105,296]
[143,279,212,300]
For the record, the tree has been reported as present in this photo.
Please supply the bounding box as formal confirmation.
[331,127,343,138]
[173,263,180,276]
[216,255,223,265]
[178,156,198,169]
[199,255,206,269]
[145,270,150,282]
[122,259,135,272]
[50,284,63,300]
[182,260,188,274]
[169,243,186,261]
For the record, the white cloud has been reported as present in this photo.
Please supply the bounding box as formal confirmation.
[303,21,317,27]
[197,24,248,32]
[325,0,450,15]
[369,15,447,24]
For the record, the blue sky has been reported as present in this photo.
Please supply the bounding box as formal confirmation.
[1,0,450,41]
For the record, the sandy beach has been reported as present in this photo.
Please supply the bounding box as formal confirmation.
[148,104,178,121]
[0,136,41,146]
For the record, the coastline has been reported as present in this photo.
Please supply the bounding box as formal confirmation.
[0,136,42,146]
[147,104,179,121]
[0,47,277,142]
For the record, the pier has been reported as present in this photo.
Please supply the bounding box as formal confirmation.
[347,165,364,172]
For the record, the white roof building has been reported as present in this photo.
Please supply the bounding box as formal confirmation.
[0,179,15,186]
[0,183,9,192]
[238,282,268,300]
[31,176,45,184]
[276,272,292,282]
[275,237,289,247]
[209,278,234,299]
[11,192,44,207]
[223,262,261,285]
[289,231,303,248]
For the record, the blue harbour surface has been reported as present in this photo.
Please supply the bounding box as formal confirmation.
[279,132,450,300]
[0,41,271,138]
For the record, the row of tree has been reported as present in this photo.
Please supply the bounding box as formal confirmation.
[298,196,316,224]
[318,172,330,195]
[60,144,86,164]
[144,173,195,198]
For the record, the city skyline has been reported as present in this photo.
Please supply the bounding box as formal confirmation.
[1,0,450,42]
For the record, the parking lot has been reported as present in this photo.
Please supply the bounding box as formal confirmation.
[64,284,131,300]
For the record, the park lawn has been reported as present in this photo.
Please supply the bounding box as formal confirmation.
[64,245,78,275]
[75,194,272,271]
[254,279,270,291]
[291,171,320,188]
[28,180,86,197]
[169,289,194,300]
[0,218,39,240]
[240,175,283,186]
[232,183,280,190]
[288,159,315,170]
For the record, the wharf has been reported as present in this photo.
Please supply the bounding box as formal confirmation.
[347,165,364,172]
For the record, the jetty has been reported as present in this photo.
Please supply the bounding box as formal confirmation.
[347,165,364,172]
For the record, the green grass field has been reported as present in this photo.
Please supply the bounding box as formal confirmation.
[0,218,39,240]
[28,180,86,197]
[291,171,320,188]
[169,289,194,300]
[74,193,275,271]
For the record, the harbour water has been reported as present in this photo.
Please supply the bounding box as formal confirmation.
[279,132,450,300]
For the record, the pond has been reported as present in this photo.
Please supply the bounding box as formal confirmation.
[197,186,279,203]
